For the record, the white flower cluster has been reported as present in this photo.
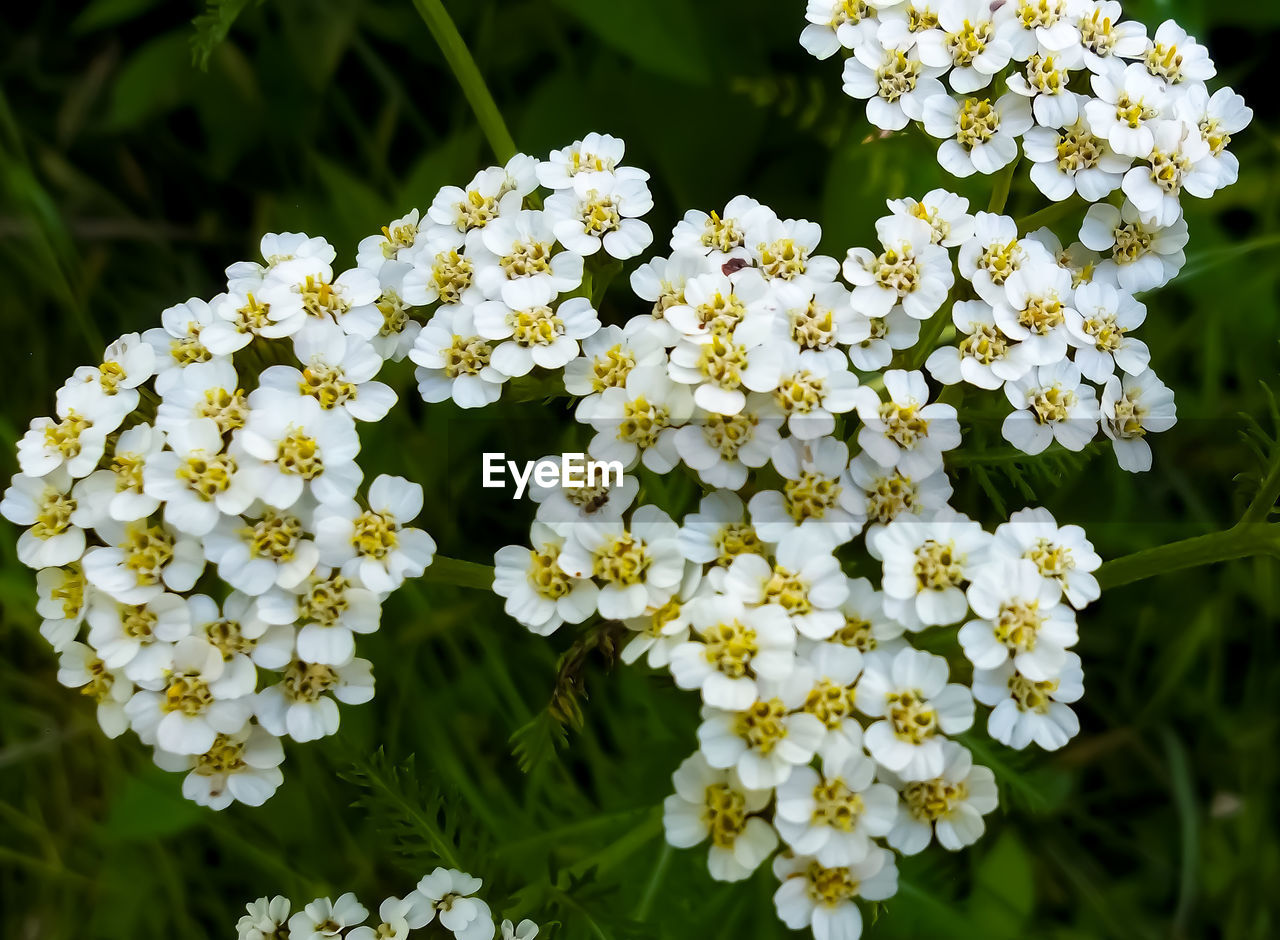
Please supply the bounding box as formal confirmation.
[801,0,1251,472]
[236,867,537,940]
[2,230,441,809]
[400,133,653,409]
[491,193,1107,940]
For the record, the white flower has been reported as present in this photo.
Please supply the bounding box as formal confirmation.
[287,567,381,666]
[923,92,1033,178]
[661,267,767,340]
[1100,367,1176,472]
[1007,54,1085,128]
[194,590,296,672]
[749,436,863,543]
[17,404,112,480]
[886,189,975,247]
[70,423,165,527]
[629,251,713,344]
[1141,19,1215,86]
[1078,200,1188,292]
[160,722,286,810]
[124,636,254,755]
[236,391,363,509]
[774,747,898,866]
[990,506,1101,610]
[1177,84,1252,190]
[754,346,861,441]
[847,306,920,371]
[258,325,397,422]
[874,509,990,628]
[416,868,495,940]
[1002,360,1100,455]
[56,641,131,737]
[670,195,760,260]
[959,212,1054,307]
[143,297,217,375]
[154,358,248,438]
[203,504,319,596]
[356,209,422,274]
[883,740,998,853]
[85,591,189,681]
[545,173,653,259]
[1083,62,1170,158]
[1078,1,1148,75]
[556,505,684,620]
[1121,119,1214,227]
[526,453,639,535]
[226,232,336,294]
[674,394,784,490]
[563,323,665,420]
[662,752,777,882]
[287,893,369,940]
[474,283,600,378]
[400,229,485,308]
[3,467,86,569]
[743,210,840,286]
[670,596,796,710]
[477,209,583,308]
[800,0,880,59]
[856,646,973,780]
[57,333,157,426]
[794,642,864,761]
[259,259,384,340]
[853,369,960,478]
[255,656,374,742]
[841,44,946,132]
[722,531,849,639]
[501,920,538,940]
[677,491,765,568]
[141,418,245,535]
[237,896,291,940]
[915,0,1016,94]
[411,306,506,409]
[844,215,954,321]
[35,563,90,650]
[806,577,905,667]
[493,521,598,636]
[1023,117,1131,202]
[993,260,1077,367]
[1005,0,1083,58]
[346,894,434,940]
[960,559,1078,679]
[772,847,898,940]
[849,452,953,541]
[696,669,826,789]
[621,562,702,668]
[588,365,693,472]
[203,290,279,355]
[314,474,435,594]
[83,518,204,604]
[925,299,1032,390]
[537,132,645,190]
[1066,280,1150,382]
[973,653,1085,750]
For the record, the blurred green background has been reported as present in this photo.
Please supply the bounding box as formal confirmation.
[2,1,1279,937]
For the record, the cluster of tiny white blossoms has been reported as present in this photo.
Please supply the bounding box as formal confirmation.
[2,228,442,808]
[492,188,1107,940]
[236,868,537,940]
[800,0,1251,471]
[402,132,653,409]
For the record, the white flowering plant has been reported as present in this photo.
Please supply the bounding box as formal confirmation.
[3,0,1279,937]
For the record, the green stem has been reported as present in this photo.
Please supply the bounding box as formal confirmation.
[421,554,495,591]
[1015,194,1085,235]
[1096,523,1280,590]
[987,155,1019,213]
[410,0,517,163]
